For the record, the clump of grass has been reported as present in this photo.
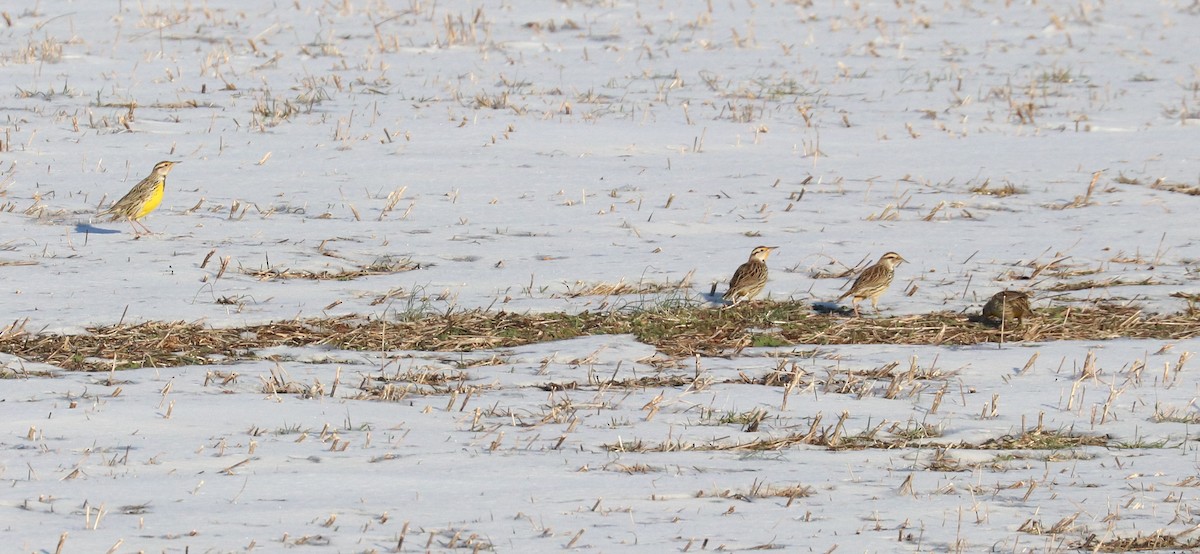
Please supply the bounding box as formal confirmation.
[251,93,301,127]
[474,91,510,109]
[1072,531,1200,552]
[354,366,489,400]
[522,19,581,33]
[536,373,694,392]
[1110,436,1171,449]
[561,277,691,298]
[425,528,492,552]
[9,36,64,64]
[1044,276,1160,292]
[695,408,770,431]
[243,257,419,281]
[1152,180,1200,196]
[1037,66,1076,84]
[808,266,856,280]
[371,367,471,386]
[751,75,808,100]
[602,462,660,474]
[696,479,814,501]
[260,365,326,398]
[1,366,56,379]
[1152,405,1200,424]
[1114,173,1142,184]
[437,10,488,47]
[750,334,788,347]
[605,412,896,452]
[968,180,1024,197]
[472,90,525,114]
[966,428,1106,450]
[1018,513,1080,536]
[888,420,943,441]
[606,421,1115,456]
[921,448,964,472]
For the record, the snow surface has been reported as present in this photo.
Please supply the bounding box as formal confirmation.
[2,0,1200,551]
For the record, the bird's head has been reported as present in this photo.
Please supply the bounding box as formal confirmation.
[153,160,181,176]
[878,252,907,268]
[750,246,779,261]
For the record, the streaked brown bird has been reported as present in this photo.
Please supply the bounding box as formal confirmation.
[982,290,1033,324]
[836,251,906,316]
[99,160,180,236]
[722,246,778,304]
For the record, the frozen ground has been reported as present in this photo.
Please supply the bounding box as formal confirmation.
[8,337,1200,552]
[2,0,1200,552]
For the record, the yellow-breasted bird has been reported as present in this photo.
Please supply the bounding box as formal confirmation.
[836,251,906,317]
[981,290,1033,324]
[723,246,778,304]
[100,160,180,235]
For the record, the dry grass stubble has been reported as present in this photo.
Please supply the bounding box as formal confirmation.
[0,302,1196,371]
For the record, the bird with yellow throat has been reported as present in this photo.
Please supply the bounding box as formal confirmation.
[100,160,180,236]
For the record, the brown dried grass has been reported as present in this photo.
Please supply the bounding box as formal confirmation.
[561,278,690,298]
[1151,180,1200,196]
[605,422,1109,454]
[243,257,419,281]
[0,302,1195,371]
[1073,531,1200,552]
[1044,276,1160,292]
[969,180,1024,197]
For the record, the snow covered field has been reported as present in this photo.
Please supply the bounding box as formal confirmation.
[2,0,1200,551]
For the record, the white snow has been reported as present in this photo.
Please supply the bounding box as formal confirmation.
[2,0,1200,551]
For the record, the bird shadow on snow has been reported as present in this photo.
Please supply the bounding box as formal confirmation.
[74,222,121,235]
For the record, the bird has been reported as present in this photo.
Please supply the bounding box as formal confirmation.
[722,246,778,304]
[836,251,907,316]
[99,160,180,235]
[981,290,1033,324]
